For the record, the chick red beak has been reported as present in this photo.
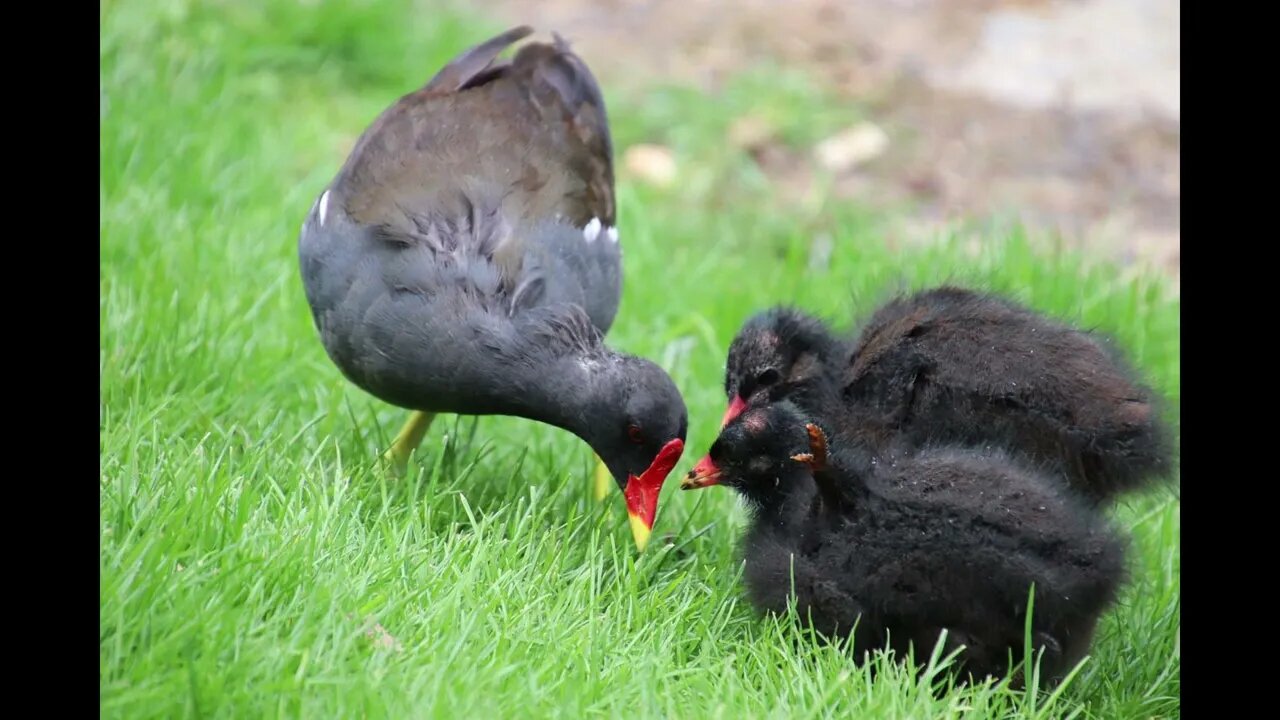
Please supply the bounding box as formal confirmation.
[623,438,684,551]
[680,454,722,490]
[721,394,748,428]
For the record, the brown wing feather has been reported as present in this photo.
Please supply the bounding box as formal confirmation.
[330,28,615,307]
[424,25,534,94]
[506,34,616,228]
[335,26,536,226]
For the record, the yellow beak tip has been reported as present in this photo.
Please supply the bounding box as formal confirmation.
[628,513,653,552]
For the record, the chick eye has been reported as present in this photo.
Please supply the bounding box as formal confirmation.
[627,424,644,444]
[757,368,781,387]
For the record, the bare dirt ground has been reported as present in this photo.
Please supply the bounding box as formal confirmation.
[489,0,1180,281]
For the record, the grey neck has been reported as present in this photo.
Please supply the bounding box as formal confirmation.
[446,312,619,450]
[498,354,614,438]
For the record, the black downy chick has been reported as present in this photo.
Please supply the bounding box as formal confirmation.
[683,401,1128,686]
[721,307,846,428]
[718,288,1174,506]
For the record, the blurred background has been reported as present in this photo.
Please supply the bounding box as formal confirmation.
[496,0,1179,283]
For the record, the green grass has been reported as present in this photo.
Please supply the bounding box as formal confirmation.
[100,1,1180,717]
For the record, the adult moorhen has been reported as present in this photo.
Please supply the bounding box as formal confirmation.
[297,26,687,550]
[716,287,1173,506]
[682,402,1127,687]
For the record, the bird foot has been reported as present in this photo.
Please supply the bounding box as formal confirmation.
[379,446,411,478]
[379,411,436,478]
[593,455,611,502]
[790,423,828,471]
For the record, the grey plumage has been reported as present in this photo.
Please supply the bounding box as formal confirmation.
[297,27,686,502]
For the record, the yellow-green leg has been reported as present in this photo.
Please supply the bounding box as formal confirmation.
[381,411,436,476]
[593,455,611,501]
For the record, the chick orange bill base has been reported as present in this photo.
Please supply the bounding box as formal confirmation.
[622,438,685,550]
[681,454,721,489]
[721,395,748,429]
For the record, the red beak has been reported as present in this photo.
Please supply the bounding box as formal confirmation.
[623,438,685,551]
[680,454,722,489]
[721,394,748,428]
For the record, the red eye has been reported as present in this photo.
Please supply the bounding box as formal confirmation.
[627,424,643,444]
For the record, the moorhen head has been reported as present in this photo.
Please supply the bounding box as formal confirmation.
[684,402,1128,687]
[719,307,844,429]
[297,26,687,549]
[681,400,820,514]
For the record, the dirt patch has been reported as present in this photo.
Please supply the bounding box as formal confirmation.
[488,0,1180,279]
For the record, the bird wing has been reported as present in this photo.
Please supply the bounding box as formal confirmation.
[329,28,619,327]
